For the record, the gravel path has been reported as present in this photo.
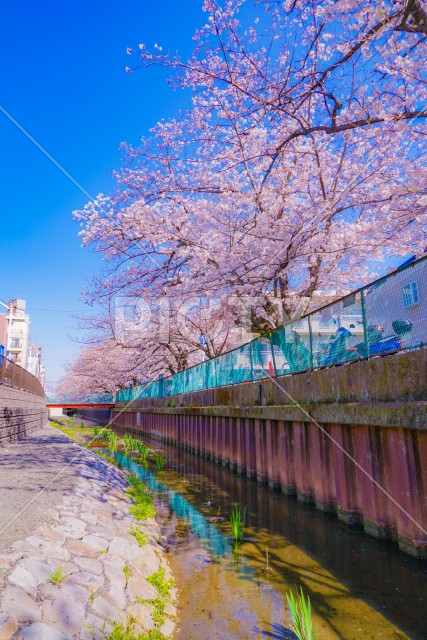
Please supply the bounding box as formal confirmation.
[0,426,82,554]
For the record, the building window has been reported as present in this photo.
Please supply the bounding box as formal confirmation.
[402,281,419,308]
[11,339,21,348]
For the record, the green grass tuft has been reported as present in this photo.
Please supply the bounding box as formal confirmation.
[137,567,175,628]
[230,505,246,542]
[286,587,317,640]
[130,524,148,547]
[102,621,168,640]
[123,564,132,580]
[127,475,156,521]
[147,567,174,598]
[49,565,64,585]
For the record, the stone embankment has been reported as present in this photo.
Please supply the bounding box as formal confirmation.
[0,438,176,639]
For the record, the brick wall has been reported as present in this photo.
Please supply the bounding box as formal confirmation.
[0,386,47,444]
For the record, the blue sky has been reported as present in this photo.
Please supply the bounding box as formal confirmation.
[0,0,204,388]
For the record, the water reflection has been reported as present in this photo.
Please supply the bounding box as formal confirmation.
[116,451,231,559]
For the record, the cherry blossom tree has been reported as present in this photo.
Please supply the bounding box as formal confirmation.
[57,341,144,396]
[75,0,427,339]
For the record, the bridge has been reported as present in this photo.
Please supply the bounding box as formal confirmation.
[45,393,115,413]
[46,402,115,409]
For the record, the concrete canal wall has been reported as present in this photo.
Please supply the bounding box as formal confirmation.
[0,386,47,444]
[113,349,427,558]
[75,408,112,425]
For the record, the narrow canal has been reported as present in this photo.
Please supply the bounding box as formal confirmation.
[113,428,426,640]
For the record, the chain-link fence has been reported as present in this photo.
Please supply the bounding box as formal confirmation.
[46,393,114,405]
[117,255,427,402]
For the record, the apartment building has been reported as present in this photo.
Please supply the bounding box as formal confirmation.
[6,299,31,368]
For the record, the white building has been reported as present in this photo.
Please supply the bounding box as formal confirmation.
[6,299,31,369]
[0,299,45,387]
[27,341,44,383]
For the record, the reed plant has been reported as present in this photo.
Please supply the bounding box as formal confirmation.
[123,434,132,451]
[107,431,118,452]
[136,441,149,459]
[230,505,246,542]
[154,453,166,471]
[286,588,317,640]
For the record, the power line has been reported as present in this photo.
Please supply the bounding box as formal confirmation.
[27,307,87,313]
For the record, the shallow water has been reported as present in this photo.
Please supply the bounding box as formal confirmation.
[114,434,427,640]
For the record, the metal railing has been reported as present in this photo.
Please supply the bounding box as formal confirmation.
[0,356,45,397]
[117,254,427,402]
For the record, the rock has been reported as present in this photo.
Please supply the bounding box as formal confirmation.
[8,567,37,599]
[39,581,89,605]
[45,508,60,520]
[73,557,103,576]
[64,539,96,559]
[88,525,117,541]
[20,558,52,585]
[1,585,41,624]
[41,597,85,635]
[0,553,24,566]
[101,558,126,589]
[66,571,104,590]
[127,575,158,601]
[32,528,65,544]
[126,603,154,631]
[81,535,109,553]
[90,596,124,623]
[107,538,140,562]
[25,538,70,562]
[80,513,98,525]
[46,559,78,578]
[79,616,105,640]
[14,622,70,639]
[105,584,127,609]
[130,548,160,577]
[160,617,176,637]
[0,613,18,640]
[53,516,86,539]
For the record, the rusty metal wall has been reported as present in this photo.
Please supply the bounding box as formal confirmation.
[0,357,45,397]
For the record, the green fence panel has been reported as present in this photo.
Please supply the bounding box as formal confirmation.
[215,349,235,387]
[215,343,253,386]
[310,292,364,367]
[250,338,274,380]
[204,357,217,389]
[270,317,312,374]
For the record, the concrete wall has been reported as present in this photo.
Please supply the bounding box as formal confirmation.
[77,408,111,425]
[113,349,427,558]
[0,385,47,445]
[48,407,64,418]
